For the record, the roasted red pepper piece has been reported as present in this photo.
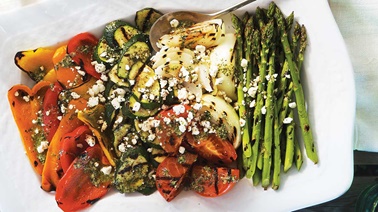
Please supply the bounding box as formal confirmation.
[42,82,63,142]
[155,152,197,202]
[60,125,91,173]
[67,32,101,79]
[190,165,239,197]
[41,98,88,192]
[55,145,111,212]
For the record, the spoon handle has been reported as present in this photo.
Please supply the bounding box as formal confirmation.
[208,0,257,18]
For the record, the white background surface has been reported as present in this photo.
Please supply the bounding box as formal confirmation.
[0,0,356,211]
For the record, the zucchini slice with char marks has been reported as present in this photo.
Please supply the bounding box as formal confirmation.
[135,8,163,33]
[93,37,120,69]
[116,34,152,81]
[114,24,141,48]
[103,20,139,48]
[132,65,161,110]
[122,93,160,119]
[114,145,155,194]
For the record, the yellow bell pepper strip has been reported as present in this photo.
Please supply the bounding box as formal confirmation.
[53,45,86,89]
[42,68,58,83]
[7,81,51,175]
[41,98,88,192]
[77,104,116,166]
[14,47,58,82]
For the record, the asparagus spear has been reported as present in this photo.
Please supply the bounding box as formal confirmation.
[274,4,318,164]
[231,14,253,168]
[272,101,281,189]
[249,19,274,178]
[262,28,276,188]
[283,109,295,172]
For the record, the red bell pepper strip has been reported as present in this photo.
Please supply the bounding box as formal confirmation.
[60,125,91,173]
[42,82,63,142]
[67,32,101,79]
[41,98,88,192]
[55,145,112,212]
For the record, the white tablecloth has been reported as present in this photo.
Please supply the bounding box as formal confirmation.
[1,0,377,152]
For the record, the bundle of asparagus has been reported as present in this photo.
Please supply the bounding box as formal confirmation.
[233,2,318,190]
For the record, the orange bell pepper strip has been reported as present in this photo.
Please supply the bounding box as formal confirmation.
[41,98,88,192]
[53,45,85,89]
[77,104,116,166]
[14,47,58,82]
[55,145,112,212]
[7,81,51,175]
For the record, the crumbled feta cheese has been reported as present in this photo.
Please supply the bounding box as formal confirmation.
[132,102,141,112]
[289,102,297,108]
[177,88,188,101]
[37,141,49,153]
[91,61,107,73]
[191,126,200,135]
[71,92,80,99]
[193,103,202,110]
[179,146,186,154]
[241,58,248,68]
[88,96,99,108]
[85,135,96,147]
[118,143,126,153]
[77,70,86,76]
[145,77,155,87]
[147,134,156,141]
[261,106,267,115]
[240,118,246,127]
[195,45,206,53]
[22,95,30,102]
[100,166,112,175]
[283,117,293,124]
[172,104,186,115]
[163,117,171,125]
[170,19,179,28]
[248,86,258,98]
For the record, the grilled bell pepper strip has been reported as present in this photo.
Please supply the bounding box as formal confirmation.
[60,125,91,173]
[53,45,86,89]
[7,81,51,175]
[77,104,116,166]
[42,82,63,142]
[55,145,112,212]
[41,98,88,191]
[67,32,101,79]
[14,47,58,82]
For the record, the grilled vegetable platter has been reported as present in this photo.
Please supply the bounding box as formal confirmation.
[7,2,318,211]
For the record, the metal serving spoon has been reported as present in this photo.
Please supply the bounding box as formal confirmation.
[149,0,257,52]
